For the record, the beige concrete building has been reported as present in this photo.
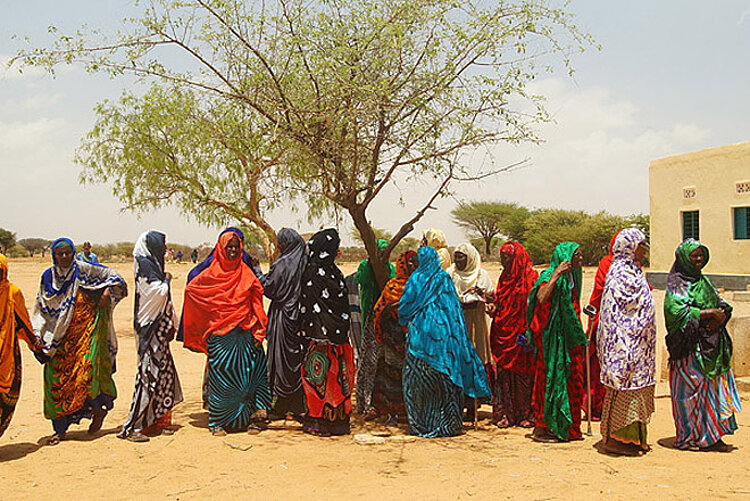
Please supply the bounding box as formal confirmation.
[649,142,750,288]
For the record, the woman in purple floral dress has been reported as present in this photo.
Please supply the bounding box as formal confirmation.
[597,228,655,456]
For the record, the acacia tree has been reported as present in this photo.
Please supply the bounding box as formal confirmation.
[77,85,284,258]
[14,0,592,287]
[0,228,16,255]
[451,201,530,254]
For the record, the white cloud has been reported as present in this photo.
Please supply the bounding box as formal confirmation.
[738,8,750,25]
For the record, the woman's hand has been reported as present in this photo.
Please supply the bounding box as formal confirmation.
[99,288,112,309]
[485,302,497,316]
[165,271,173,281]
[553,260,573,278]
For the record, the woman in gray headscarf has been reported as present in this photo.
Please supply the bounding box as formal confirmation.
[253,229,309,419]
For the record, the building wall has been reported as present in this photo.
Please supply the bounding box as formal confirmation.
[650,142,750,275]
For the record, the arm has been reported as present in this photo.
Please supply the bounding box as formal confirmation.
[536,260,572,305]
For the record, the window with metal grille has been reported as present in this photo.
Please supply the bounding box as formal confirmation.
[734,207,750,240]
[682,210,699,240]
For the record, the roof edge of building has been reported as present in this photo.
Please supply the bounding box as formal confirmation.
[650,141,750,168]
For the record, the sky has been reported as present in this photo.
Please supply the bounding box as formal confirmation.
[1,1,750,247]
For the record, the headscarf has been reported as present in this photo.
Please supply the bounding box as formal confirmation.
[423,228,452,270]
[182,231,267,353]
[299,229,350,345]
[177,227,257,342]
[186,227,255,284]
[355,238,395,325]
[372,250,416,342]
[259,228,308,313]
[597,229,656,390]
[664,239,732,377]
[398,246,491,398]
[133,230,174,329]
[32,237,127,358]
[448,242,482,297]
[0,254,33,393]
[526,241,586,441]
[491,242,538,375]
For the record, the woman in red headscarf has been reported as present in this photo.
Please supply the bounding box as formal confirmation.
[182,231,270,435]
[490,242,538,428]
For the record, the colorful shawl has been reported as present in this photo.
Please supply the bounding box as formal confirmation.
[398,246,490,398]
[299,229,350,345]
[355,239,395,325]
[491,242,538,375]
[133,230,175,329]
[597,228,656,390]
[526,241,587,440]
[423,228,452,270]
[372,250,416,343]
[0,254,33,393]
[182,232,267,353]
[664,239,732,378]
[32,238,127,359]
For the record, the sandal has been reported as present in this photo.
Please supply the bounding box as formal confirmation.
[602,439,640,457]
[496,417,510,429]
[211,426,227,437]
[126,432,150,443]
[47,433,64,446]
[518,420,534,429]
[530,427,561,443]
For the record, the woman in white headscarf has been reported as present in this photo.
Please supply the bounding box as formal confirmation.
[422,229,452,271]
[118,230,183,442]
[449,242,494,365]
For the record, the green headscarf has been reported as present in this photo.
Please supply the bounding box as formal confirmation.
[664,239,732,378]
[526,242,587,441]
[356,239,396,326]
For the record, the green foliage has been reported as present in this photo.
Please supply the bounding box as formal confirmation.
[522,209,649,266]
[15,0,593,282]
[0,228,17,255]
[76,85,282,257]
[7,244,30,258]
[452,201,530,254]
[18,238,52,256]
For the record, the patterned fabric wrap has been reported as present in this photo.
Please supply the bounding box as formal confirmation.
[600,386,654,449]
[354,317,380,414]
[119,230,183,437]
[403,352,464,438]
[43,290,117,434]
[33,238,127,360]
[664,239,733,378]
[256,228,308,400]
[669,352,741,449]
[0,340,21,438]
[0,254,33,395]
[492,367,534,426]
[299,229,350,345]
[371,314,407,416]
[597,228,656,390]
[526,242,587,441]
[355,239,395,326]
[491,242,538,377]
[398,246,490,399]
[301,340,355,435]
[372,250,416,343]
[345,273,363,361]
[206,327,270,432]
[422,228,452,270]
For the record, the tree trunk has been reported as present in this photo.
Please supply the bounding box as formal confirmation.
[349,205,389,290]
[484,236,493,256]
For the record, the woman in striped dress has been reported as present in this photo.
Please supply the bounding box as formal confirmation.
[182,230,270,435]
[665,239,741,452]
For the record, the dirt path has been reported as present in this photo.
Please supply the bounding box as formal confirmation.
[1,258,748,500]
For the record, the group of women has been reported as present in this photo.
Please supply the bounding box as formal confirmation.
[0,225,741,455]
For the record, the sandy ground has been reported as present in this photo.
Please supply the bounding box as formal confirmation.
[1,257,749,500]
